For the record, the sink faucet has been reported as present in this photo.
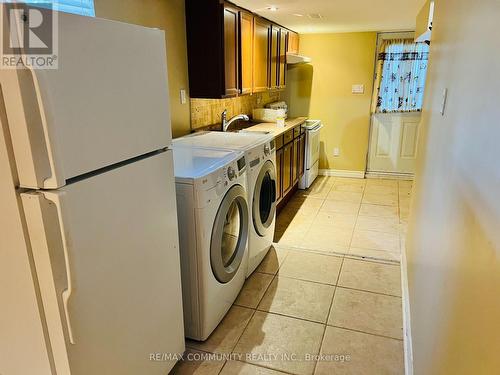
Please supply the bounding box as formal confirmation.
[221,109,250,132]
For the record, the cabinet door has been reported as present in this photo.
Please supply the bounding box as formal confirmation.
[270,25,280,89]
[292,137,299,184]
[253,18,270,93]
[276,147,283,202]
[239,11,253,95]
[299,133,306,178]
[223,5,239,97]
[279,29,287,88]
[282,142,292,195]
[287,31,299,54]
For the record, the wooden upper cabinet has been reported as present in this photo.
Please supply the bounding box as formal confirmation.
[223,4,239,97]
[239,11,253,95]
[287,31,300,54]
[270,25,280,89]
[253,17,270,93]
[279,29,287,88]
[185,0,297,98]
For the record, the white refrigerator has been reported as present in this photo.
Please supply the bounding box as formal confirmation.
[0,8,184,375]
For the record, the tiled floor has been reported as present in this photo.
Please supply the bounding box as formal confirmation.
[172,177,412,375]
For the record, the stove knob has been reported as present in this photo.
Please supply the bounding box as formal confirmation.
[264,144,271,156]
[227,166,236,181]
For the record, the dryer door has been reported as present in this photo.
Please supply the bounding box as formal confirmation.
[253,160,277,237]
[211,184,249,283]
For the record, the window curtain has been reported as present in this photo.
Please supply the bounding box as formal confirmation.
[372,39,429,113]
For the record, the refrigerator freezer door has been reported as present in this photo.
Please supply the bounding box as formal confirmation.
[21,150,184,375]
[3,11,172,189]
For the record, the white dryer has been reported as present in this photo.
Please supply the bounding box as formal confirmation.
[173,146,249,341]
[173,132,277,276]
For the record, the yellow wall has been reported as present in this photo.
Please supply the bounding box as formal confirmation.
[94,0,191,138]
[407,0,500,373]
[285,32,377,172]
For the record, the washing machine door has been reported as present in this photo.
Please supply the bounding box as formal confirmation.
[211,184,249,283]
[253,160,277,237]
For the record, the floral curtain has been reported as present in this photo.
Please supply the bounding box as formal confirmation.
[372,39,429,113]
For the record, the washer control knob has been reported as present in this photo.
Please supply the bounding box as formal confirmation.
[227,166,236,181]
[264,144,271,156]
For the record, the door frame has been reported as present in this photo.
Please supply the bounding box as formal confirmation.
[365,31,417,180]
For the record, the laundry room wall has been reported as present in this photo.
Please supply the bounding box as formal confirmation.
[94,0,191,138]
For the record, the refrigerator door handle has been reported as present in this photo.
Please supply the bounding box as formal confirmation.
[45,192,75,345]
[21,191,75,348]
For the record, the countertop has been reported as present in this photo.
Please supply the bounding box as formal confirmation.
[193,117,308,136]
[241,117,308,137]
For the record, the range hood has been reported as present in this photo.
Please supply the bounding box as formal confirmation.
[286,52,312,64]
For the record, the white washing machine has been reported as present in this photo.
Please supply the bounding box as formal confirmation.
[174,132,277,277]
[173,146,249,341]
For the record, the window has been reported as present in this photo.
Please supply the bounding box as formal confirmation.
[372,39,429,113]
[24,0,95,17]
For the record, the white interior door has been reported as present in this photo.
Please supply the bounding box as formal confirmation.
[21,151,184,375]
[367,113,421,175]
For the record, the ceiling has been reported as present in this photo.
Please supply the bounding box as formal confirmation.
[231,0,427,34]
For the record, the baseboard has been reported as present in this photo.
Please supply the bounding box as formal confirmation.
[319,169,365,179]
[401,241,414,375]
[365,171,414,180]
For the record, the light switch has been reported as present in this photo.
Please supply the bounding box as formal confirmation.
[352,84,365,94]
[180,89,187,104]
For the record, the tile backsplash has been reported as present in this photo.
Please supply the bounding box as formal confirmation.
[190,91,280,130]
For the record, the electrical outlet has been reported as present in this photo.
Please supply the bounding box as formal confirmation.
[180,89,187,104]
[333,147,340,157]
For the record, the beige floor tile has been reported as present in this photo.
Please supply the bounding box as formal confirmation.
[351,229,400,252]
[220,361,288,374]
[327,288,403,339]
[278,250,343,285]
[338,259,401,296]
[398,180,413,188]
[287,196,325,211]
[347,247,401,262]
[399,197,411,210]
[233,311,324,375]
[355,215,400,234]
[364,184,398,195]
[314,327,404,375]
[302,226,353,249]
[335,177,366,184]
[331,178,366,192]
[256,246,289,275]
[295,181,333,200]
[235,272,274,309]
[312,211,357,230]
[325,190,363,203]
[276,220,312,237]
[258,277,335,323]
[359,203,398,218]
[314,176,337,186]
[187,306,254,354]
[320,200,360,215]
[366,178,398,187]
[171,349,225,375]
[274,229,307,247]
[362,192,398,207]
